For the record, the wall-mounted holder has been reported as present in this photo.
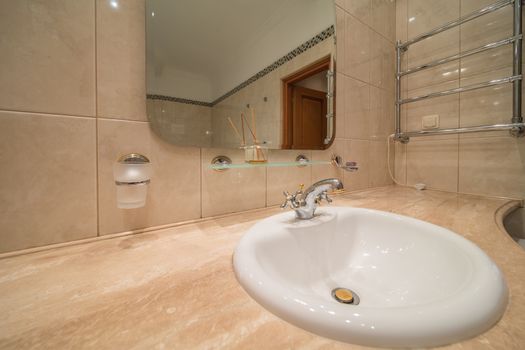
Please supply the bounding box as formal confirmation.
[331,155,359,172]
[211,155,233,172]
[296,154,310,167]
[113,153,151,209]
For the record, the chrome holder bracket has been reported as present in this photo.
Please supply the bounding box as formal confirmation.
[510,125,525,137]
[211,155,232,171]
[393,133,410,143]
[295,154,310,167]
[331,155,359,172]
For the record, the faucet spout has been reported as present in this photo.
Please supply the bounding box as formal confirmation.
[281,178,343,220]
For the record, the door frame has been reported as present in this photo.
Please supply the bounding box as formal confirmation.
[281,55,335,149]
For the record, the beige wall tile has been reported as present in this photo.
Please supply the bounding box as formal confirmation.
[404,3,459,90]
[394,141,407,184]
[407,0,459,37]
[406,80,459,140]
[0,0,95,116]
[460,46,512,81]
[405,0,460,95]
[369,86,395,140]
[369,139,393,187]
[345,14,370,82]
[396,0,408,43]
[344,76,370,140]
[406,138,459,192]
[97,119,201,235]
[335,72,346,140]
[399,103,408,133]
[0,112,97,252]
[370,0,395,42]
[311,139,344,183]
[460,5,512,51]
[148,99,212,147]
[266,151,312,206]
[335,6,347,75]
[97,0,147,121]
[344,139,370,191]
[459,137,525,199]
[406,60,459,91]
[406,30,459,91]
[201,148,266,217]
[406,1,459,70]
[460,67,512,134]
[344,0,370,25]
[460,0,494,13]
[370,31,395,91]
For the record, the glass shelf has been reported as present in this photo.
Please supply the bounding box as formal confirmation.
[209,160,332,170]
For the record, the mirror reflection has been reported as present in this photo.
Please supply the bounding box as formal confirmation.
[146,0,336,150]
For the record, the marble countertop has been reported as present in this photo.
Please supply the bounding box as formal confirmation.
[0,186,524,349]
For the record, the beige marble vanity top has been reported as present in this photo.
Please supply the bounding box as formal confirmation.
[0,186,524,349]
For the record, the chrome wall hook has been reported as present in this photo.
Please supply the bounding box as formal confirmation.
[331,155,359,172]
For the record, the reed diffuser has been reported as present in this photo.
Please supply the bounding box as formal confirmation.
[227,108,267,163]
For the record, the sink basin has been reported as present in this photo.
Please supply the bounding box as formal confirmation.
[233,207,508,348]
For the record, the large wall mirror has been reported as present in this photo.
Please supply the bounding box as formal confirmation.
[146,0,336,150]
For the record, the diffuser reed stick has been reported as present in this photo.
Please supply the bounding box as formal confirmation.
[227,117,244,146]
[242,111,265,161]
[251,107,258,144]
[251,108,265,160]
[241,113,257,142]
[240,114,246,146]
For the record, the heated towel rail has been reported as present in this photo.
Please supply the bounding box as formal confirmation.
[394,0,524,143]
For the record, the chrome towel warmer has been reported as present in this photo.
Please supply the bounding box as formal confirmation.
[394,0,524,143]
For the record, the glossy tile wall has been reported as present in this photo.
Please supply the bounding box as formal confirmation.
[147,99,212,147]
[212,39,334,149]
[335,0,396,191]
[0,0,394,253]
[395,0,525,199]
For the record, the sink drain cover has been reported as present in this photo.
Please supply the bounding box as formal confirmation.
[332,287,360,305]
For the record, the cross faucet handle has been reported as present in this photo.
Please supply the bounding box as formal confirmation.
[281,191,299,209]
[315,190,332,205]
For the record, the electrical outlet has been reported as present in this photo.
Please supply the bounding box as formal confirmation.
[422,114,439,129]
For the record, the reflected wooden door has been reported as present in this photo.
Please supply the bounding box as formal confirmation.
[291,86,326,149]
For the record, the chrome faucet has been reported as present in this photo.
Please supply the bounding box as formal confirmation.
[281,178,344,219]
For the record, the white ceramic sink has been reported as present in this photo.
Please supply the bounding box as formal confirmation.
[233,207,508,348]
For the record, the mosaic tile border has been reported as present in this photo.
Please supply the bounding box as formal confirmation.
[147,25,335,107]
[146,94,213,107]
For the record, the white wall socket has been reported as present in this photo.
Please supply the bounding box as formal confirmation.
[422,114,439,129]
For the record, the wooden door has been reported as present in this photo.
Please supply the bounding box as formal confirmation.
[291,86,327,149]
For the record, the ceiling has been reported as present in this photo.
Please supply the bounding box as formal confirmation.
[146,0,335,101]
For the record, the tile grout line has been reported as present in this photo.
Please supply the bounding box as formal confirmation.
[0,108,96,119]
[367,64,372,188]
[265,152,269,207]
[0,108,175,123]
[265,164,268,208]
[457,0,462,194]
[98,117,149,124]
[338,3,396,45]
[200,147,203,219]
[94,0,100,237]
